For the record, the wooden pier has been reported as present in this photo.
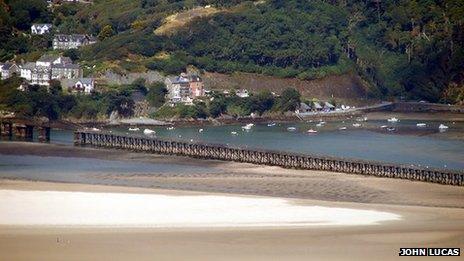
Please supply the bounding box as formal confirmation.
[74,130,464,186]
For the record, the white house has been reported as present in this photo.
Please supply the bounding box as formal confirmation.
[20,62,36,81]
[165,75,191,102]
[235,89,249,98]
[64,78,95,94]
[31,24,53,35]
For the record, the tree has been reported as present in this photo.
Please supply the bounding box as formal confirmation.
[63,49,80,61]
[146,82,167,107]
[98,25,114,41]
[276,88,300,112]
[49,80,62,95]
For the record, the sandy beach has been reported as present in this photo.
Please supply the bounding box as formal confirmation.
[0,142,463,260]
[0,180,463,260]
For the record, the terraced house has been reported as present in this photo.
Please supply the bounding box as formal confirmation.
[19,55,83,86]
[53,34,97,50]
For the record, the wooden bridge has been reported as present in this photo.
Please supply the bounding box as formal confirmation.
[74,130,464,186]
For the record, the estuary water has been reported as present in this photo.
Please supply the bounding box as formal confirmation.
[5,118,464,171]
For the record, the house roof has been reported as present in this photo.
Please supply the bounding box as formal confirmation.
[62,78,94,88]
[54,34,89,43]
[52,63,81,69]
[77,78,94,85]
[172,76,189,84]
[21,62,36,70]
[1,62,18,70]
[32,23,52,28]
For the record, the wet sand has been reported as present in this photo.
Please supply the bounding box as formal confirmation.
[1,142,464,260]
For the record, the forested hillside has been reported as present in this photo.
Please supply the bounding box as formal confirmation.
[1,0,463,103]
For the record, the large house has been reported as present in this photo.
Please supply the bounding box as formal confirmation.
[165,73,205,103]
[19,54,82,86]
[0,63,20,80]
[31,24,53,35]
[53,34,97,50]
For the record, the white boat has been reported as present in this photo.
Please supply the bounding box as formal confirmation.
[287,127,297,131]
[267,122,276,127]
[307,129,318,133]
[339,127,347,130]
[198,128,204,133]
[231,131,238,135]
[242,123,254,130]
[380,125,388,128]
[91,127,100,131]
[128,127,140,131]
[416,123,426,127]
[352,123,361,127]
[386,127,396,132]
[143,129,156,135]
[166,126,175,130]
[387,117,399,122]
[316,123,324,127]
[438,124,449,130]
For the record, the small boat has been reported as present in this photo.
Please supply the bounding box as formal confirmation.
[386,127,396,132]
[416,123,426,127]
[380,125,388,128]
[387,117,399,122]
[91,127,100,131]
[339,127,347,130]
[287,127,297,131]
[242,123,254,130]
[166,126,175,130]
[307,129,318,133]
[198,128,204,133]
[267,122,276,127]
[352,123,361,127]
[438,124,449,130]
[316,123,324,127]
[143,129,156,135]
[231,131,238,135]
[128,127,140,131]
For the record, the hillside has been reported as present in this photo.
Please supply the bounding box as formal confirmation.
[1,0,464,104]
[203,72,370,105]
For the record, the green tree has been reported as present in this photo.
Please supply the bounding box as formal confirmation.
[146,82,167,107]
[98,25,115,41]
[276,88,300,112]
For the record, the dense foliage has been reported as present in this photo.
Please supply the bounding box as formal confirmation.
[0,77,167,120]
[154,87,300,119]
[1,0,463,104]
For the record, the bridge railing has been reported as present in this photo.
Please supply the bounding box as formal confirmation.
[74,130,464,186]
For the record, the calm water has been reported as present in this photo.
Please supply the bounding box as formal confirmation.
[3,118,464,171]
[107,119,464,171]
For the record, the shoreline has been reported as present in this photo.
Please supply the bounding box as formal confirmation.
[58,110,464,129]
